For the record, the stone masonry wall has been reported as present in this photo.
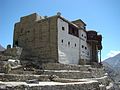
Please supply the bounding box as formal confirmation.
[13,13,58,63]
[33,16,58,63]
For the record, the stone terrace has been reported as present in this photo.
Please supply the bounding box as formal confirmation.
[0,63,114,90]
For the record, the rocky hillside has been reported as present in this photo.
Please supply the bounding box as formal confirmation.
[103,53,120,67]
[103,62,118,82]
[103,53,120,76]
[103,53,120,89]
[0,44,5,51]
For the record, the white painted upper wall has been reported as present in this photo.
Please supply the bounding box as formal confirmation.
[57,18,79,64]
[79,30,91,60]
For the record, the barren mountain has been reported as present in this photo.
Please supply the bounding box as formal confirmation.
[103,53,120,82]
[0,44,5,51]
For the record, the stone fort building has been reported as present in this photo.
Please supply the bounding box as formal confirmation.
[13,13,102,65]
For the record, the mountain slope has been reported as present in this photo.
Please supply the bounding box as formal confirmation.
[103,53,120,67]
[103,53,120,83]
[0,44,5,51]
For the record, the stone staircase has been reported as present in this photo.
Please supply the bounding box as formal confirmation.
[41,70,92,79]
[42,63,91,71]
[0,63,114,90]
[41,63,105,78]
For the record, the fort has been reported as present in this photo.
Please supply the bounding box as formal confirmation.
[13,12,102,65]
[0,13,114,90]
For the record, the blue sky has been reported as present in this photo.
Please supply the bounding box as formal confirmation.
[0,0,120,60]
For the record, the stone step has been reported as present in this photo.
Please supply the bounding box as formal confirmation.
[10,67,105,78]
[0,73,50,82]
[42,63,91,71]
[0,80,100,90]
[10,70,35,74]
[51,76,109,87]
[89,68,105,78]
[38,70,93,79]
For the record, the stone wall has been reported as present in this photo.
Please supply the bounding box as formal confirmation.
[13,13,58,63]
[0,47,22,62]
[3,47,22,59]
[34,16,58,63]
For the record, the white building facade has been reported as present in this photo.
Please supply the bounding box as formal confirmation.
[57,17,91,64]
[79,29,91,64]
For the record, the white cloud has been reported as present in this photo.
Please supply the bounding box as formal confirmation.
[107,50,120,58]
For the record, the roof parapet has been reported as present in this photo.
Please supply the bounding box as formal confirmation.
[20,13,44,23]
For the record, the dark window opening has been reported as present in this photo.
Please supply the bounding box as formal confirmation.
[27,31,30,33]
[61,39,63,43]
[82,45,84,48]
[75,43,76,47]
[83,26,86,30]
[85,47,87,50]
[15,41,18,46]
[69,24,79,37]
[72,28,75,34]
[68,41,70,46]
[62,27,65,31]
[82,34,83,37]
